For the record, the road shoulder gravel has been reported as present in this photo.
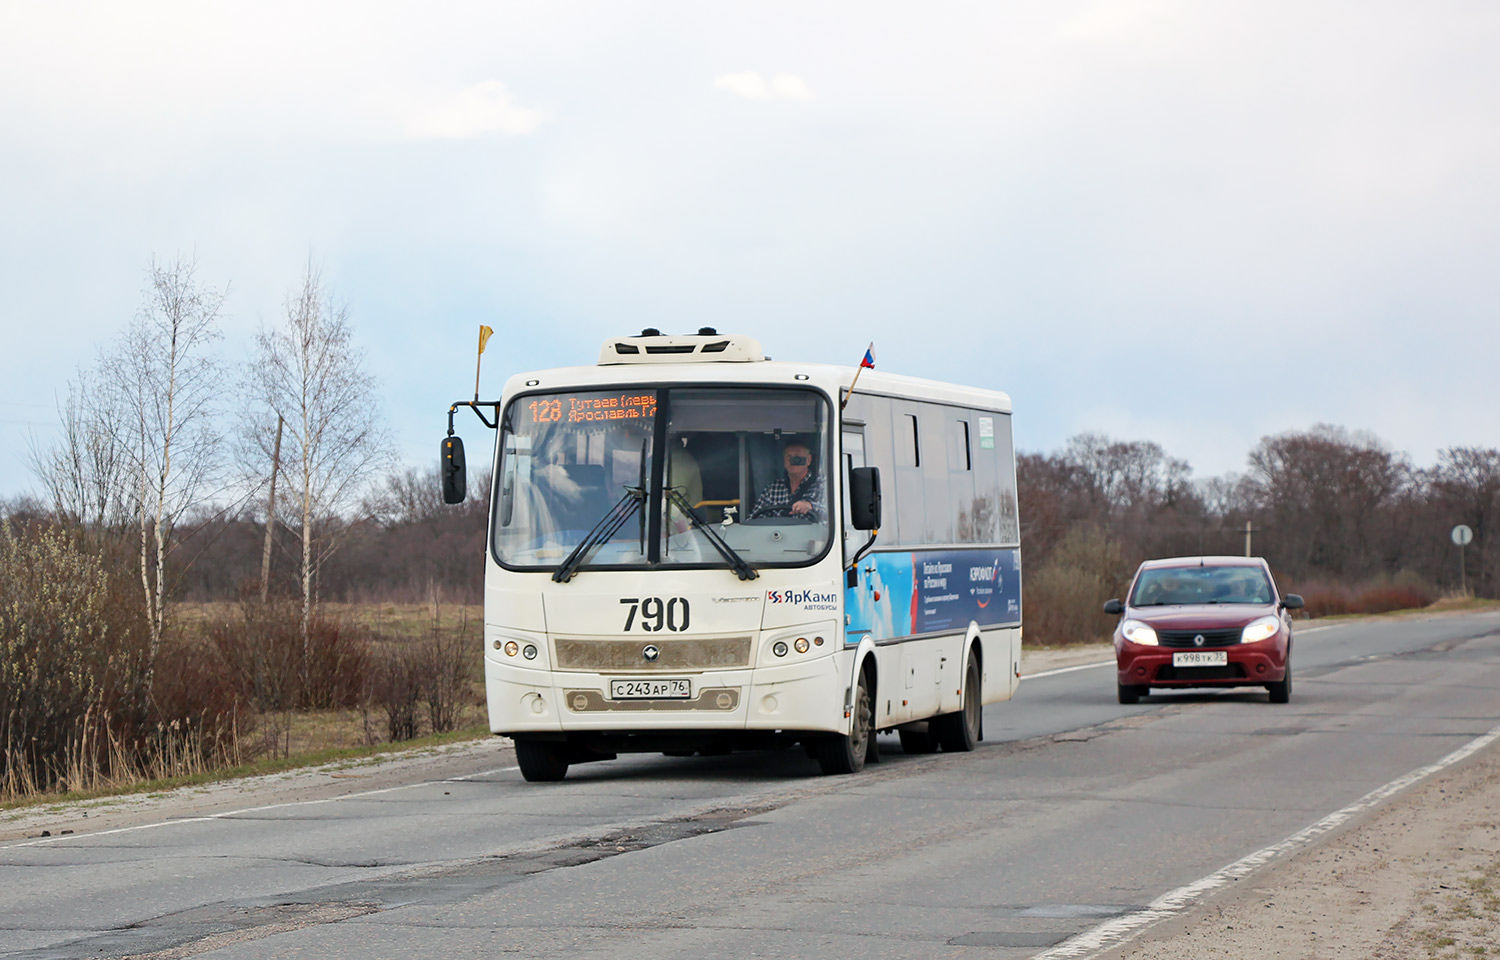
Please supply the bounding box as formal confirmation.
[1094,740,1500,959]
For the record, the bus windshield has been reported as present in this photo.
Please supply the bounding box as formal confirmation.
[492,386,833,572]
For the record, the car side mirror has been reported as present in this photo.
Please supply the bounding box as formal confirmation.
[849,466,881,531]
[1102,598,1124,616]
[1281,594,1304,610]
[441,435,467,504]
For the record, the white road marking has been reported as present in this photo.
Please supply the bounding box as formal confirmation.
[1030,720,1500,959]
[3,765,521,849]
[1025,661,1114,680]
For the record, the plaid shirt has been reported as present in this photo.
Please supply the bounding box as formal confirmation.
[749,472,826,522]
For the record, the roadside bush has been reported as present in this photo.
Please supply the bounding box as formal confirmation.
[1354,573,1436,614]
[150,636,255,770]
[209,599,371,711]
[1295,581,1353,618]
[302,617,374,710]
[421,625,476,734]
[1292,574,1436,618]
[0,522,152,796]
[371,640,423,741]
[1023,525,1128,645]
[208,599,301,710]
[366,622,477,742]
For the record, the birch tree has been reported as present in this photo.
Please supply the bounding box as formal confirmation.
[104,258,227,683]
[28,366,129,547]
[246,262,391,656]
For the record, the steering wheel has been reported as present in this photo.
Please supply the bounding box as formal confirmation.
[747,505,820,523]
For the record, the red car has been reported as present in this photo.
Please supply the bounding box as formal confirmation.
[1103,557,1303,704]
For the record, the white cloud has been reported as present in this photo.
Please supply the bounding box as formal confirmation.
[404,80,548,139]
[713,71,812,101]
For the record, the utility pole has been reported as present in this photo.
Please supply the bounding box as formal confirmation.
[260,414,283,602]
[1244,520,1255,557]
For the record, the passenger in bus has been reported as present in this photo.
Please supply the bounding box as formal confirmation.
[749,440,826,522]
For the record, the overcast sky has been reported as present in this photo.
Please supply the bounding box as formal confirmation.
[3,1,1497,499]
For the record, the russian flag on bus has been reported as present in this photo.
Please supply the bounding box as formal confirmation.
[860,344,876,369]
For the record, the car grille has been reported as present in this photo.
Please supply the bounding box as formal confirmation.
[553,636,754,673]
[1153,664,1249,682]
[1157,628,1242,648]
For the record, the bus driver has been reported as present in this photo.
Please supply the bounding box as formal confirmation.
[749,440,826,522]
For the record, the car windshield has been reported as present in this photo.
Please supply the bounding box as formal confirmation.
[492,386,832,571]
[1130,566,1274,606]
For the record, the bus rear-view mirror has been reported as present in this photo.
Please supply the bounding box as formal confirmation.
[849,466,881,530]
[441,436,467,504]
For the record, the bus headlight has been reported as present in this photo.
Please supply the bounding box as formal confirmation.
[1121,620,1159,646]
[522,644,538,660]
[504,641,519,657]
[773,641,788,657]
[794,638,810,654]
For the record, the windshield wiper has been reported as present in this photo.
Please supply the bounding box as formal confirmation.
[664,487,758,581]
[552,487,646,583]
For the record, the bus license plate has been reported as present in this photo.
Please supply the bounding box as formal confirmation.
[609,678,691,700]
[1172,651,1227,667]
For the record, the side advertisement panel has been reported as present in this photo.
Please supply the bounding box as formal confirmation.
[844,547,1021,644]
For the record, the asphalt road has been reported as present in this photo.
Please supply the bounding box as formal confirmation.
[5,610,1500,960]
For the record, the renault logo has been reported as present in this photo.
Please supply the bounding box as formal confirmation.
[642,644,660,662]
[1193,634,1206,647]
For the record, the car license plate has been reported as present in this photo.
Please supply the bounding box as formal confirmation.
[609,678,691,700]
[1172,651,1228,667]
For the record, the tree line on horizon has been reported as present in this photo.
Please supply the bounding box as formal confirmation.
[9,422,1493,618]
[1018,427,1499,644]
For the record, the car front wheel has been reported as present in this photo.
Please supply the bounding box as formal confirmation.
[1268,664,1292,704]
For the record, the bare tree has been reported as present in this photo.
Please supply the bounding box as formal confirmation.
[1431,447,1500,595]
[27,366,129,546]
[1244,424,1413,579]
[245,261,391,656]
[101,257,228,681]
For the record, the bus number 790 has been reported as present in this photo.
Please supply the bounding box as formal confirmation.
[620,597,690,632]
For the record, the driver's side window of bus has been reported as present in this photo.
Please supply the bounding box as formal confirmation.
[747,435,824,521]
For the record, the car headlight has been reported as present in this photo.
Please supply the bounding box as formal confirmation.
[1121,619,1159,645]
[1241,616,1280,644]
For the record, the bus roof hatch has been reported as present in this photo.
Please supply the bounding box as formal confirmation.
[599,330,765,365]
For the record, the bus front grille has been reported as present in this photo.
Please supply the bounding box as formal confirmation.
[553,636,754,673]
[563,688,741,712]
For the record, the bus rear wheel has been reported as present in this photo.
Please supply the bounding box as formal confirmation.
[815,669,873,775]
[933,655,981,752]
[515,739,569,782]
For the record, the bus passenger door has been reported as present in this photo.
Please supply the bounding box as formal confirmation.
[842,427,873,645]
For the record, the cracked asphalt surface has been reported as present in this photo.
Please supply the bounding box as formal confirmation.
[4,610,1498,959]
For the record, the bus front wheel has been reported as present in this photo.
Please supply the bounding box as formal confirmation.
[515,739,569,782]
[815,670,873,775]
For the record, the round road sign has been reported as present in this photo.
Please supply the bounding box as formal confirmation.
[1452,524,1474,546]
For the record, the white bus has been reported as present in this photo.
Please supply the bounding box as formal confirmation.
[441,330,1022,781]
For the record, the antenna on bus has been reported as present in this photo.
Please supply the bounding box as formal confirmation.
[474,324,494,402]
[841,342,876,411]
